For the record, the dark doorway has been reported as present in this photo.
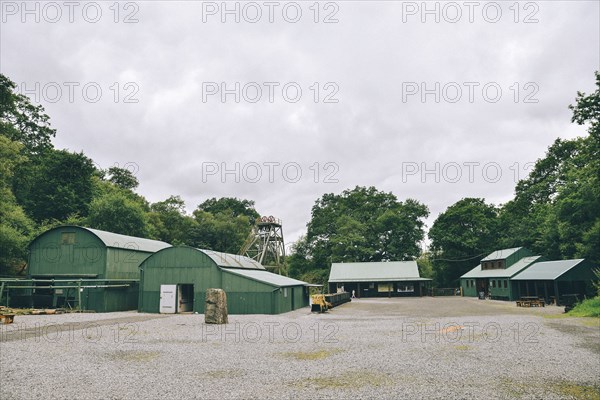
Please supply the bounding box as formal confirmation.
[476,279,489,297]
[177,284,194,313]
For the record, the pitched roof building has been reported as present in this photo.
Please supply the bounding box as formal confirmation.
[328,261,430,297]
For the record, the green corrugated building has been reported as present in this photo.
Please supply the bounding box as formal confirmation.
[138,247,310,314]
[460,247,539,300]
[24,225,170,311]
[460,247,597,303]
[328,261,431,297]
[511,259,596,304]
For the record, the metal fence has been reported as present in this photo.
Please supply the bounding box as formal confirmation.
[0,278,139,310]
[430,287,461,296]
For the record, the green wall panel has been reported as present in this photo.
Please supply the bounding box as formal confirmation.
[461,279,478,297]
[29,227,106,277]
[139,247,309,315]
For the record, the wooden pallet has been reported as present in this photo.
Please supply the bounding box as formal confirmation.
[0,314,15,324]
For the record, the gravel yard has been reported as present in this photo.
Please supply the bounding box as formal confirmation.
[1,297,599,399]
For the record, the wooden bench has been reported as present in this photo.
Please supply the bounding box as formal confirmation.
[0,314,15,324]
[516,298,545,307]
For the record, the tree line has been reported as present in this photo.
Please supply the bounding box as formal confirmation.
[1,72,598,287]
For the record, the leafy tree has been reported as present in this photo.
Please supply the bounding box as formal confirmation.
[428,198,499,286]
[306,186,429,267]
[87,191,150,237]
[569,70,600,141]
[496,72,600,264]
[148,196,196,245]
[0,136,34,275]
[498,140,599,264]
[197,197,260,223]
[416,252,434,280]
[298,268,330,287]
[12,149,96,222]
[188,210,251,253]
[0,74,56,154]
[106,166,139,191]
[184,197,260,253]
[287,235,314,278]
[288,187,428,285]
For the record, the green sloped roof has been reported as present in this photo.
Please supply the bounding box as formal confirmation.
[83,227,171,252]
[481,247,522,261]
[328,261,428,283]
[223,268,308,287]
[461,256,541,279]
[511,259,585,280]
[200,249,265,270]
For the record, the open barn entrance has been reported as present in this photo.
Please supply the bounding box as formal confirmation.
[160,284,194,313]
[476,279,489,298]
[177,284,194,313]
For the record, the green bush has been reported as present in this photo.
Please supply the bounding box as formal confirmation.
[568,296,600,317]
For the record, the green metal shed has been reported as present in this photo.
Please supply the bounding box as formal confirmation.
[511,259,597,304]
[138,246,310,315]
[459,247,536,300]
[460,255,541,300]
[21,225,170,311]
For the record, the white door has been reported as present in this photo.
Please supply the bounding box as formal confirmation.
[159,285,177,314]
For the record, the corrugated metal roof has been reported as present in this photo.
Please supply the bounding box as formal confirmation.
[481,247,522,261]
[461,256,541,279]
[328,261,427,283]
[86,227,171,253]
[223,268,308,287]
[511,259,585,281]
[200,249,265,270]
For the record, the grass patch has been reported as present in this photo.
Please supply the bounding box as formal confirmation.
[108,350,160,362]
[499,378,528,398]
[577,318,600,327]
[542,314,570,320]
[552,382,600,400]
[568,297,600,318]
[282,348,342,360]
[298,371,393,389]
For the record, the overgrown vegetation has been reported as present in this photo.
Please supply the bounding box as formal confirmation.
[567,269,600,317]
[568,297,600,318]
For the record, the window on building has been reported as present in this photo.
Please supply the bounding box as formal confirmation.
[283,288,288,297]
[61,232,75,245]
[491,280,495,288]
[378,283,393,293]
[504,280,507,288]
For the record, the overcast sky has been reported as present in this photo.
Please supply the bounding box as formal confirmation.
[2,0,598,249]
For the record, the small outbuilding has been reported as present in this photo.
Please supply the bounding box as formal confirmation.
[511,259,596,304]
[138,246,310,314]
[23,225,171,311]
[328,261,430,297]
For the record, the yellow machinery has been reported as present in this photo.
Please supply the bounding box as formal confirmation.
[310,294,333,313]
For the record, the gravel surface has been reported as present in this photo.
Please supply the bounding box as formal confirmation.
[1,297,598,399]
